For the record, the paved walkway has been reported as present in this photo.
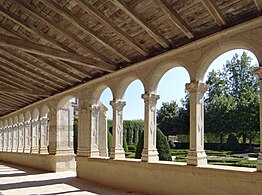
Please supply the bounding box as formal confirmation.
[0,161,144,195]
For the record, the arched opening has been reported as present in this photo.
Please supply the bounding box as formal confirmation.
[156,67,190,162]
[99,87,113,157]
[203,49,259,168]
[122,79,144,159]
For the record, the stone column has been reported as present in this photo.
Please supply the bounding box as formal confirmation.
[24,120,31,153]
[77,99,89,156]
[39,117,48,154]
[186,81,207,166]
[8,125,13,152]
[56,105,74,155]
[141,93,159,162]
[49,108,57,155]
[30,119,39,153]
[12,124,18,152]
[253,67,262,171]
[0,127,3,151]
[4,127,8,151]
[98,102,108,157]
[18,122,24,152]
[110,100,126,159]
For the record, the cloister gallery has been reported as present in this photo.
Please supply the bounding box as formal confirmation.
[0,0,262,194]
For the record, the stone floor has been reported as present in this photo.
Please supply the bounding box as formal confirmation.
[0,161,144,195]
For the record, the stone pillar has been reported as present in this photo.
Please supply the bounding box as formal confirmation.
[253,67,262,171]
[98,102,108,157]
[49,107,57,155]
[186,81,207,166]
[0,127,3,151]
[24,120,31,153]
[4,127,8,151]
[141,93,160,162]
[30,119,39,153]
[110,100,126,159]
[39,117,48,154]
[12,124,18,152]
[8,125,13,152]
[77,99,89,156]
[18,122,24,152]
[56,104,74,155]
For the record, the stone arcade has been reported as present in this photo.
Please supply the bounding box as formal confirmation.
[0,1,262,194]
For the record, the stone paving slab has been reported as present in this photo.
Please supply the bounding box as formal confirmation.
[0,161,144,195]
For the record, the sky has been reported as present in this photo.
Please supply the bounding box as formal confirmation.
[100,49,259,120]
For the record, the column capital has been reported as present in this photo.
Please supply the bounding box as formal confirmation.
[141,92,160,102]
[110,100,126,111]
[90,105,101,116]
[186,81,207,94]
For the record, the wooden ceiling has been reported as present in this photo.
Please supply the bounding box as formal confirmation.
[0,0,261,116]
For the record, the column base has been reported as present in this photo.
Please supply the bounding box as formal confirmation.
[23,148,31,153]
[99,149,108,157]
[39,147,49,154]
[141,149,159,162]
[187,150,207,166]
[17,147,24,153]
[256,153,262,171]
[110,147,125,159]
[77,147,89,157]
[56,148,74,155]
[30,147,39,154]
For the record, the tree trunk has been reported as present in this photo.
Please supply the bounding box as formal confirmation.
[220,133,224,144]
[242,133,247,144]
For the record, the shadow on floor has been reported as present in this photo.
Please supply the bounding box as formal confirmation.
[0,161,143,195]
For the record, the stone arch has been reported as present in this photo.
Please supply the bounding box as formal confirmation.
[4,119,8,127]
[147,60,191,93]
[32,108,40,121]
[91,84,113,104]
[196,41,261,81]
[112,75,145,99]
[25,111,31,122]
[19,114,24,123]
[40,105,50,118]
[0,121,3,128]
[14,116,18,125]
[9,118,13,126]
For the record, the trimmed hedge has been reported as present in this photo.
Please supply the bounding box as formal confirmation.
[135,128,172,161]
[108,120,144,145]
[108,131,112,155]
[224,134,241,151]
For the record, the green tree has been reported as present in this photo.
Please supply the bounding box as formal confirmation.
[205,52,259,144]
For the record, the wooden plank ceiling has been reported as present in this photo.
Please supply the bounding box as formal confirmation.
[0,0,261,116]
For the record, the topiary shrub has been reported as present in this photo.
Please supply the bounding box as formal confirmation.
[123,136,128,152]
[128,144,136,152]
[224,134,241,151]
[135,128,172,161]
[108,131,112,155]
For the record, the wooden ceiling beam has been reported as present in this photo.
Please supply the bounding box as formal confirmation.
[110,0,170,48]
[200,0,227,26]
[0,47,71,88]
[13,1,115,64]
[0,93,30,105]
[0,34,116,72]
[0,50,64,91]
[0,88,50,97]
[154,0,194,39]
[254,0,262,11]
[0,63,58,92]
[75,0,148,56]
[0,24,89,81]
[44,0,131,62]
